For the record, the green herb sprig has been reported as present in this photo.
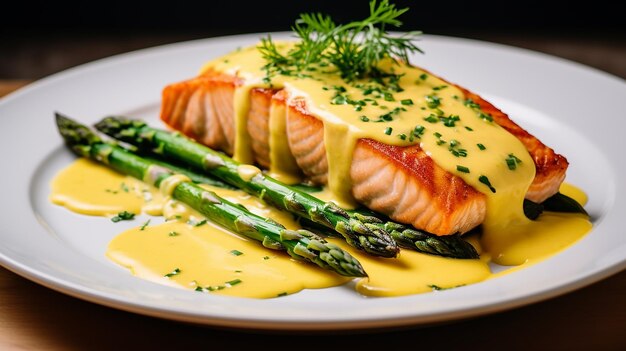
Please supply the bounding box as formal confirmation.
[259,0,423,82]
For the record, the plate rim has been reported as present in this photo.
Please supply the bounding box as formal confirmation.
[1,32,625,331]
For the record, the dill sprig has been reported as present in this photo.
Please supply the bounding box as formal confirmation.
[258,0,423,82]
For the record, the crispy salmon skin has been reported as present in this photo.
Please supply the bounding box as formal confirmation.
[160,69,567,236]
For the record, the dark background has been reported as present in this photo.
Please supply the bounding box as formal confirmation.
[1,0,625,80]
[1,2,625,349]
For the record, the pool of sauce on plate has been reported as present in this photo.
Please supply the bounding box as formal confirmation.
[50,42,592,297]
[201,42,585,265]
[50,158,591,298]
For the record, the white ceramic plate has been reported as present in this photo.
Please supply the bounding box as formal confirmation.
[1,33,625,330]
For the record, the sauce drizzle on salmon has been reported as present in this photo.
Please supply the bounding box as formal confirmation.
[160,42,568,239]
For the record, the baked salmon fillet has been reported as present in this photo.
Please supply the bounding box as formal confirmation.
[160,69,568,236]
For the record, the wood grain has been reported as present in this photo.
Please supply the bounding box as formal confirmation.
[1,69,625,350]
[1,265,625,350]
[0,80,29,98]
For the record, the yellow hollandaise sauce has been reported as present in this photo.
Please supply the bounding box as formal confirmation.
[108,221,350,298]
[50,158,166,217]
[50,158,591,298]
[200,42,590,265]
[50,42,592,298]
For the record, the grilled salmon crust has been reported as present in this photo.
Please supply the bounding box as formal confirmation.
[286,99,486,235]
[160,69,568,236]
[461,88,568,203]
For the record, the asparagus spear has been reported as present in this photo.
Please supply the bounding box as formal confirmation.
[362,213,479,258]
[541,192,588,215]
[56,113,367,277]
[95,116,479,259]
[145,148,478,258]
[95,116,400,258]
[144,155,236,190]
[158,155,478,258]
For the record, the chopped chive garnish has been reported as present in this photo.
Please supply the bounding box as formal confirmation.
[111,211,135,223]
[168,231,179,236]
[194,219,208,227]
[449,140,467,157]
[464,98,481,109]
[479,175,496,193]
[413,125,425,138]
[506,153,522,170]
[424,114,439,123]
[434,132,446,145]
[140,219,150,230]
[384,127,393,135]
[263,256,270,260]
[195,286,204,292]
[425,95,441,109]
[230,249,244,256]
[120,183,129,193]
[478,112,493,122]
[331,95,347,105]
[450,149,467,157]
[333,85,346,93]
[433,85,448,91]
[465,126,473,131]
[277,292,288,297]
[456,165,470,173]
[360,116,370,122]
[419,73,428,80]
[428,284,465,291]
[398,133,407,140]
[400,99,414,105]
[506,158,516,170]
[477,143,486,150]
[226,279,242,286]
[440,114,460,127]
[164,268,181,278]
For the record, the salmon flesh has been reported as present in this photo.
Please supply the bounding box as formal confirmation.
[160,69,568,235]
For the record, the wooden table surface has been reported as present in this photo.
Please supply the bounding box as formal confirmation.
[1,43,625,350]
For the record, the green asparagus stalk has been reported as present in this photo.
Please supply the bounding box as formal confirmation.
[56,113,367,277]
[95,116,479,259]
[522,193,587,220]
[523,199,544,220]
[143,155,236,190]
[95,116,400,258]
[541,192,588,215]
[144,151,478,258]
[358,212,479,258]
